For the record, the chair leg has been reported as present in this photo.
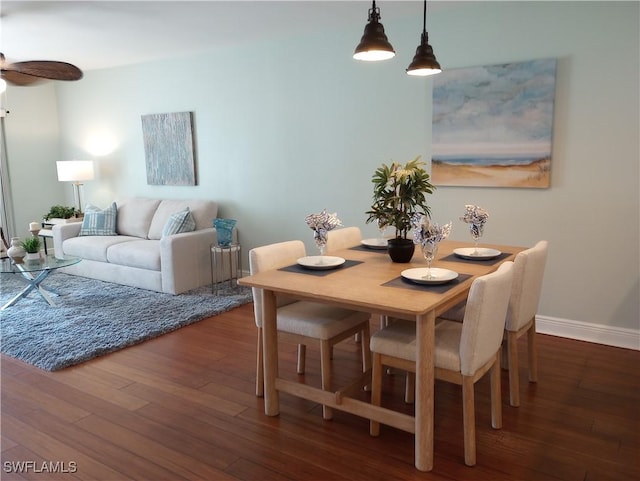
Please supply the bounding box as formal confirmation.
[361,324,372,373]
[380,316,394,376]
[370,353,382,436]
[490,354,502,429]
[462,376,477,467]
[320,340,333,420]
[361,324,372,391]
[256,327,264,397]
[507,330,520,407]
[404,372,415,404]
[296,344,306,374]
[528,319,538,383]
[500,340,509,369]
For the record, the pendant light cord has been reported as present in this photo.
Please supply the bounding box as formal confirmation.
[421,0,428,45]
[369,0,379,22]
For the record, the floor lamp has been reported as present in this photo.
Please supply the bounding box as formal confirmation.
[56,160,95,214]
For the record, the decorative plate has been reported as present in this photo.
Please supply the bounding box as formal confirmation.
[361,238,388,250]
[296,256,346,270]
[453,247,501,260]
[401,267,459,285]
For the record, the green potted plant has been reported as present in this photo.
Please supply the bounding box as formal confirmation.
[21,236,42,261]
[43,205,79,223]
[365,156,436,262]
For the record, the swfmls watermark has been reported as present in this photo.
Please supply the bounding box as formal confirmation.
[3,460,78,474]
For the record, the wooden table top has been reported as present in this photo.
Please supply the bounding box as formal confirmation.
[239,239,524,319]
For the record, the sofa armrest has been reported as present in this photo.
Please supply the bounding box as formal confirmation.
[160,228,219,294]
[52,222,83,257]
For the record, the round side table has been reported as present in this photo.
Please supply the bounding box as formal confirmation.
[210,243,242,294]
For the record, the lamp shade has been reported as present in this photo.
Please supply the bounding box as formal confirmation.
[406,35,442,76]
[56,160,95,182]
[353,1,395,61]
[353,22,395,61]
[406,0,441,77]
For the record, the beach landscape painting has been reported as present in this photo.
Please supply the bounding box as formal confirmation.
[431,59,557,188]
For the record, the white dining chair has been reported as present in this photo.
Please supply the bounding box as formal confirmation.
[325,226,372,343]
[249,240,371,420]
[325,225,391,343]
[369,261,514,466]
[325,226,362,253]
[503,240,548,406]
[440,240,549,407]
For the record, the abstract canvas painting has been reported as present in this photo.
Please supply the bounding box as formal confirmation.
[141,111,196,186]
[431,59,557,188]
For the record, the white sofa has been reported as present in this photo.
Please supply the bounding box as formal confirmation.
[53,197,226,294]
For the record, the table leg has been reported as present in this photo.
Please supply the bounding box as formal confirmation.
[262,288,280,416]
[414,311,435,471]
[1,269,55,310]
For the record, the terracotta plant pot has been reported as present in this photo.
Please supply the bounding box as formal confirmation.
[387,238,415,263]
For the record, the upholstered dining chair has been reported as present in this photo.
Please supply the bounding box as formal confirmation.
[503,240,548,406]
[249,240,371,420]
[325,226,362,252]
[441,240,548,407]
[326,225,391,339]
[325,226,370,343]
[369,261,514,466]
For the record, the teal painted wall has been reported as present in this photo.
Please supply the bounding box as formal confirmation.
[5,2,639,332]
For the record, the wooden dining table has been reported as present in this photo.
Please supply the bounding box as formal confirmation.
[238,239,523,471]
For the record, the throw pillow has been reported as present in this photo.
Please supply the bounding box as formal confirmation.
[79,202,118,236]
[162,208,196,237]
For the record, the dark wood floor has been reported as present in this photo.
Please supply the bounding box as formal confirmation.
[2,303,639,481]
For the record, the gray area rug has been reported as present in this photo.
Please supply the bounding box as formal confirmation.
[0,272,253,371]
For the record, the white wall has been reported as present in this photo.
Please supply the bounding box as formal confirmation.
[4,82,65,235]
[5,2,639,342]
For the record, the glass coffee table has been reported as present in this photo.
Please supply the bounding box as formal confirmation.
[1,255,82,310]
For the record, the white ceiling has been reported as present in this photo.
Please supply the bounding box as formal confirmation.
[0,0,437,72]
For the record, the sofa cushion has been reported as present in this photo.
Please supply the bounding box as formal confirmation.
[148,199,218,239]
[79,202,118,236]
[117,197,161,238]
[162,208,196,237]
[63,235,137,262]
[107,240,161,271]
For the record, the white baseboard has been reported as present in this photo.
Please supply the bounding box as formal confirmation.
[536,315,640,351]
[233,281,639,351]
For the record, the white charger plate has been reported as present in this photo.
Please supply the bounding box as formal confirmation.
[401,267,459,285]
[297,256,346,270]
[361,238,388,249]
[453,247,501,260]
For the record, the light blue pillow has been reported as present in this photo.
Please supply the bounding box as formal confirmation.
[79,202,118,236]
[162,208,196,237]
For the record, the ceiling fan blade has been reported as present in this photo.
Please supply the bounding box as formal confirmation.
[1,69,44,86]
[8,60,83,81]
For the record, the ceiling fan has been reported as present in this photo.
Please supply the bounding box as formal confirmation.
[0,52,83,243]
[0,53,83,86]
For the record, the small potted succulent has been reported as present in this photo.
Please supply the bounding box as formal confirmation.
[365,156,436,262]
[21,236,42,261]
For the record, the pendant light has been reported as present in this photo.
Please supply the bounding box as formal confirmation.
[353,1,395,61]
[406,0,441,76]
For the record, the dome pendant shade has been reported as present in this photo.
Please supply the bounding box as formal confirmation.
[406,0,442,77]
[353,1,395,61]
[406,33,441,76]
